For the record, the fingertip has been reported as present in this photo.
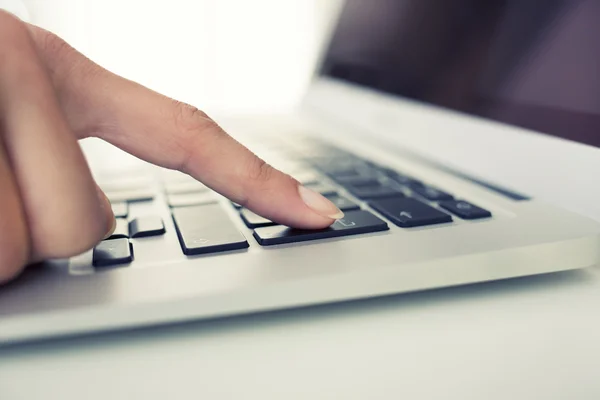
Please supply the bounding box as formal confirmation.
[95,185,116,239]
[297,185,344,220]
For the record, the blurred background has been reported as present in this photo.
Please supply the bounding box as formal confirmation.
[6,0,343,168]
[22,0,341,115]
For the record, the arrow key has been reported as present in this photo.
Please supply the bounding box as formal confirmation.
[370,197,452,228]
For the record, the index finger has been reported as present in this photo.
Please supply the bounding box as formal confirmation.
[29,26,343,229]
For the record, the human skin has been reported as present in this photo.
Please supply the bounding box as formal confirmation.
[0,10,343,283]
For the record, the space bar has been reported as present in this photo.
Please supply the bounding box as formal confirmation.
[172,204,249,255]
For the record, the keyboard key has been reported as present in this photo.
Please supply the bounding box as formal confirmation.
[172,204,249,255]
[370,197,452,228]
[93,238,133,267]
[111,202,128,218]
[324,194,360,211]
[410,185,453,201]
[231,202,242,209]
[384,170,423,186]
[303,182,338,196]
[253,210,388,246]
[106,188,154,203]
[129,216,166,238]
[108,218,129,239]
[439,200,492,220]
[168,192,217,208]
[345,181,404,199]
[240,209,276,228]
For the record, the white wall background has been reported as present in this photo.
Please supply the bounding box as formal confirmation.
[23,0,340,114]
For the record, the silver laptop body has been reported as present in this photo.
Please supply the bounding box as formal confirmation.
[1,0,599,344]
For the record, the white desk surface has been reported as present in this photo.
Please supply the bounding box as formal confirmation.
[1,267,600,399]
[2,3,600,399]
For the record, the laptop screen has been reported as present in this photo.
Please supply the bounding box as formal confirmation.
[320,0,600,148]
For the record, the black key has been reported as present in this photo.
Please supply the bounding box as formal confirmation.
[172,204,249,255]
[231,202,242,209]
[345,181,404,199]
[129,216,166,238]
[240,209,276,228]
[324,194,360,211]
[370,197,452,228]
[168,192,217,208]
[410,185,454,201]
[384,170,423,186]
[111,202,128,218]
[106,188,154,203]
[439,200,492,220]
[93,238,133,267]
[253,210,388,246]
[303,182,338,196]
[108,218,129,239]
[313,159,367,176]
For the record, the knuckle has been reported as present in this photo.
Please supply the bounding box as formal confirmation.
[171,101,214,134]
[0,11,29,57]
[0,10,26,34]
[246,156,275,185]
[38,30,74,60]
[170,101,223,172]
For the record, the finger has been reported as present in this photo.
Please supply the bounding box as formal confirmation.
[0,140,29,284]
[0,12,113,260]
[96,184,117,240]
[27,26,343,229]
[104,97,343,229]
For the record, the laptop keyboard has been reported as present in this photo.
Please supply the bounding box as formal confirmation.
[92,136,493,268]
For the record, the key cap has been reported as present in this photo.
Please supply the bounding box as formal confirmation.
[93,238,133,267]
[111,202,128,218]
[168,192,217,208]
[253,210,388,246]
[240,209,276,228]
[439,200,492,220]
[324,194,360,211]
[410,185,453,201]
[108,218,129,239]
[129,216,166,238]
[370,197,452,228]
[106,188,154,203]
[383,170,423,186]
[303,182,338,196]
[345,181,404,199]
[172,204,249,255]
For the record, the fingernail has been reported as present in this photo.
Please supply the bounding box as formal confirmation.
[298,185,344,219]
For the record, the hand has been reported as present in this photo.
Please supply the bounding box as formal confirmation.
[0,11,343,284]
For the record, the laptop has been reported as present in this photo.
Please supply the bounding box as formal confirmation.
[1,0,599,344]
